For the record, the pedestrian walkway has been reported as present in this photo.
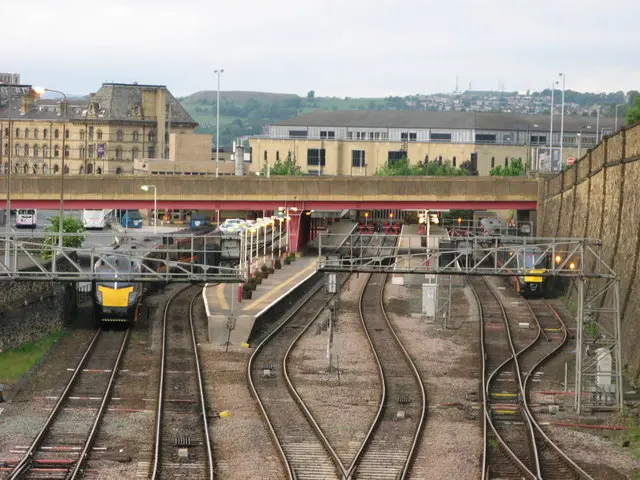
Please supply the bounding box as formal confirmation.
[203,220,356,347]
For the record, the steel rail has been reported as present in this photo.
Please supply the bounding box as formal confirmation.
[470,278,538,479]
[246,233,368,479]
[68,328,131,479]
[521,300,595,480]
[188,289,215,480]
[8,329,103,480]
[150,284,198,480]
[346,235,426,479]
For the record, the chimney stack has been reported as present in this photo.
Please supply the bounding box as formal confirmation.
[21,89,36,113]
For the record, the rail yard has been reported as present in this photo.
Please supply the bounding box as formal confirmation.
[0,217,638,479]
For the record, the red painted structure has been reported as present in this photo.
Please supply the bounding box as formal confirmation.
[1,200,538,210]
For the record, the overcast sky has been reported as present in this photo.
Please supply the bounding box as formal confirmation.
[4,0,639,98]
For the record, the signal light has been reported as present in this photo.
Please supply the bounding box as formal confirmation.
[364,212,369,218]
[389,212,394,219]
[457,217,462,224]
[569,262,576,270]
[555,255,562,264]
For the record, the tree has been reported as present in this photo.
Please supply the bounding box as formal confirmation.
[259,151,302,176]
[42,216,87,259]
[489,158,525,176]
[627,96,640,125]
[374,156,472,176]
[306,90,315,99]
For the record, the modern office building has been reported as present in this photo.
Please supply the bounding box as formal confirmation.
[249,110,617,176]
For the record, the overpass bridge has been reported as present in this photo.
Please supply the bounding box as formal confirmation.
[0,175,540,210]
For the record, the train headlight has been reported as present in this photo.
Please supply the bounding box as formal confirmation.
[555,255,562,264]
[569,262,576,270]
[128,291,138,304]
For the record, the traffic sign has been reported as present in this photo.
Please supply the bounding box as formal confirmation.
[567,157,575,166]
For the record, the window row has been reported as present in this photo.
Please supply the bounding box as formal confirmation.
[4,143,153,160]
[5,127,155,143]
[0,163,113,175]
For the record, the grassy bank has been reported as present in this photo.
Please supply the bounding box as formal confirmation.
[0,331,61,385]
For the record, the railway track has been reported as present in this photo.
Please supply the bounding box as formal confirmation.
[348,252,426,478]
[473,276,594,480]
[6,328,130,480]
[150,285,214,480]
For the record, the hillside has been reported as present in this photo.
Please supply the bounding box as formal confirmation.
[177,89,639,148]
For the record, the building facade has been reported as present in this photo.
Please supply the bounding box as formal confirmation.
[0,82,198,175]
[0,73,20,85]
[249,110,618,176]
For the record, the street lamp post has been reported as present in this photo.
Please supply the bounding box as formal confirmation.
[596,107,601,143]
[559,73,566,167]
[526,123,539,172]
[549,81,559,161]
[214,69,224,178]
[615,104,626,131]
[34,87,67,266]
[577,126,591,158]
[141,185,157,234]
[4,84,13,269]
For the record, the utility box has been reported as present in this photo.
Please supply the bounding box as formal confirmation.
[422,283,437,318]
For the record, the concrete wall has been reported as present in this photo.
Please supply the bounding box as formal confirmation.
[0,259,77,351]
[169,133,212,161]
[0,175,540,205]
[539,122,640,381]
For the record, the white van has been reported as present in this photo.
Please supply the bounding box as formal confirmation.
[82,209,111,229]
[16,209,37,229]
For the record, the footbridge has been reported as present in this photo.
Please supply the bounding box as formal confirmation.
[0,175,539,210]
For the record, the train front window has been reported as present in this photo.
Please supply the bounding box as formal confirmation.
[523,253,545,269]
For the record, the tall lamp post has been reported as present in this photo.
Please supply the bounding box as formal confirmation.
[549,80,559,163]
[559,73,566,167]
[34,87,67,259]
[214,69,224,178]
[577,125,591,158]
[526,123,539,172]
[595,107,601,143]
[615,103,626,132]
[4,84,13,268]
[141,185,157,234]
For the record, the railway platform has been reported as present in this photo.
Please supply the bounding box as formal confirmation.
[203,220,356,347]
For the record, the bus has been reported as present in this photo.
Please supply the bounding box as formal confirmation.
[16,209,37,229]
[82,209,112,230]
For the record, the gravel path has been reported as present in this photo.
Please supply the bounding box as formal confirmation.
[384,277,482,480]
[286,273,380,468]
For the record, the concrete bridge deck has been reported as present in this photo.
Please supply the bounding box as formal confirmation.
[0,175,540,210]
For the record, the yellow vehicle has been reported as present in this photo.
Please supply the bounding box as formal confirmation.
[93,256,142,324]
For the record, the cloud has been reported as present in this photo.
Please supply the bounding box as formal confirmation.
[4,0,639,97]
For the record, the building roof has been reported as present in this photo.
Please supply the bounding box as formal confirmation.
[0,83,197,126]
[272,110,618,133]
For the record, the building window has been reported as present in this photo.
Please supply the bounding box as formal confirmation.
[15,144,21,156]
[430,133,452,142]
[86,164,93,174]
[388,151,406,165]
[380,132,388,141]
[88,145,94,159]
[148,131,155,143]
[148,146,155,157]
[44,128,48,139]
[54,129,60,139]
[401,132,418,142]
[320,130,335,139]
[475,134,496,144]
[347,132,353,140]
[132,147,139,159]
[79,147,85,159]
[352,150,366,168]
[452,156,457,166]
[289,130,307,139]
[65,145,70,158]
[80,130,85,140]
[79,165,84,174]
[89,127,94,140]
[264,150,268,161]
[25,128,30,139]
[15,128,20,138]
[307,148,326,166]
[491,157,495,168]
[23,164,28,174]
[33,165,38,175]
[54,145,60,157]
[276,151,280,161]
[97,130,103,140]
[4,127,8,137]
[53,164,59,174]
[96,167,102,175]
[116,130,123,141]
[116,167,123,174]
[424,154,429,162]
[115,147,123,160]
[505,157,509,166]
[33,145,38,157]
[43,145,49,157]
[24,144,29,156]
[65,129,70,139]
[132,131,139,143]
[530,135,546,145]
[34,128,39,139]
[3,143,8,155]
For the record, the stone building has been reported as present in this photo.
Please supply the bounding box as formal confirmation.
[0,82,199,175]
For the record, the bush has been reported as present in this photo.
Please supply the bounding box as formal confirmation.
[260,264,269,273]
[242,283,252,292]
[284,257,291,265]
[274,259,282,269]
